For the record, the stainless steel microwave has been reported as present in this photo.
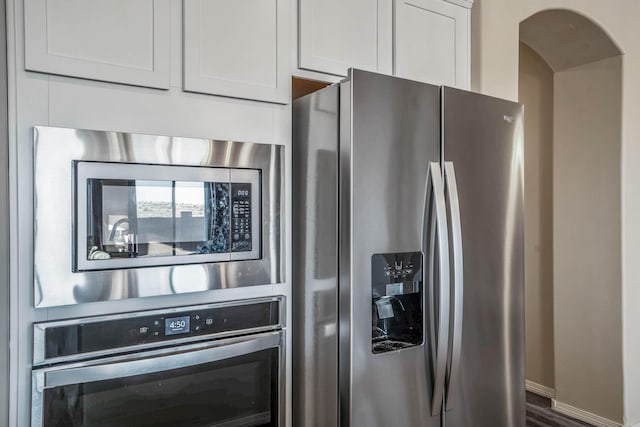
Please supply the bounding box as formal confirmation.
[75,162,260,271]
[33,126,284,308]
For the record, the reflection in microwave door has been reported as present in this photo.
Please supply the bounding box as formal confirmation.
[170,265,208,294]
[88,246,111,260]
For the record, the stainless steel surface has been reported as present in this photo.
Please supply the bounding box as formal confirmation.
[74,162,260,270]
[0,1,8,424]
[443,161,463,412]
[292,84,339,427]
[338,78,353,427]
[32,296,284,366]
[39,332,282,389]
[442,87,525,426]
[32,330,286,427]
[425,162,450,417]
[33,126,285,307]
[342,70,440,427]
[292,70,525,427]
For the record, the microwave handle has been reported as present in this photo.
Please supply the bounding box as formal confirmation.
[37,331,282,391]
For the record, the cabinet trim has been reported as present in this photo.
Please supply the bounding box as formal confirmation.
[441,0,473,9]
[24,0,171,89]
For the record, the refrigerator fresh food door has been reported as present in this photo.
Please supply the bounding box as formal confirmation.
[340,69,441,427]
[442,87,525,426]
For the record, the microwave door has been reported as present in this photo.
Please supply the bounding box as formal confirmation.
[75,162,261,271]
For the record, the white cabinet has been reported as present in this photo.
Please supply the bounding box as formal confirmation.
[24,0,171,89]
[296,0,471,88]
[297,0,391,78]
[24,0,290,103]
[184,0,290,104]
[394,0,470,88]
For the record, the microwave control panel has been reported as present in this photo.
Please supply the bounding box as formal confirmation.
[231,183,253,252]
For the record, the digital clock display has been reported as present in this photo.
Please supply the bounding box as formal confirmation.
[165,316,190,335]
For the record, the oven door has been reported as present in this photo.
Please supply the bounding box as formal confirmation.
[31,331,284,427]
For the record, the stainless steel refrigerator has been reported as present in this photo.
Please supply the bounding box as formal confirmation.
[292,69,524,427]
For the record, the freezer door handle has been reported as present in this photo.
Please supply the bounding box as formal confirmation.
[424,162,450,416]
[444,161,464,411]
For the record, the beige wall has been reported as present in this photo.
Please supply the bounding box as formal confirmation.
[519,42,555,391]
[553,55,623,423]
[472,1,640,424]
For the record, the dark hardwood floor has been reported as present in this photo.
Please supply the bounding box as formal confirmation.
[526,392,595,427]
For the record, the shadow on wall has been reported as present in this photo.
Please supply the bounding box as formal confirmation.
[519,8,624,425]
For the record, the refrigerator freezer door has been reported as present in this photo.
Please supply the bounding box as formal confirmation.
[340,70,441,427]
[442,87,525,426]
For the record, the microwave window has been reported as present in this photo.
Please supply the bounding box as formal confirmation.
[86,179,253,261]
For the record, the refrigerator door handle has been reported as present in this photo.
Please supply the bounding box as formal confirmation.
[424,162,450,417]
[444,161,464,411]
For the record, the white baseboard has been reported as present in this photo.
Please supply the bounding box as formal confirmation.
[552,400,622,427]
[525,380,555,398]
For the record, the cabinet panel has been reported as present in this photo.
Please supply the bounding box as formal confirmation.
[24,0,171,89]
[299,0,382,76]
[184,0,289,104]
[48,77,286,145]
[394,0,469,88]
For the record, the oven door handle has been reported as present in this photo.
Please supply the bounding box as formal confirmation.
[37,331,282,391]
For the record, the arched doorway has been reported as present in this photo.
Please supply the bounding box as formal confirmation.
[519,9,623,424]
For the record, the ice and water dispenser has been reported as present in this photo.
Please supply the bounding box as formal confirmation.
[371,252,423,354]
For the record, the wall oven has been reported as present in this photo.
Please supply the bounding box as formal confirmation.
[31,297,285,427]
[32,126,284,307]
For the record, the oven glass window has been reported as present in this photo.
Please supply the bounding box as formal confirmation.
[85,178,255,261]
[43,348,278,427]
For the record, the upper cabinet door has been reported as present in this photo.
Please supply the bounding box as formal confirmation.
[183,0,290,104]
[24,0,171,89]
[394,0,470,88]
[299,0,388,77]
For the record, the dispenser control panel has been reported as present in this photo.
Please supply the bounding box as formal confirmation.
[372,252,421,297]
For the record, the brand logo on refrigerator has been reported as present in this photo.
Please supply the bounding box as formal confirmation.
[503,115,514,124]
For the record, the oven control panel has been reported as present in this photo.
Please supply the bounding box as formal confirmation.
[37,298,282,364]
